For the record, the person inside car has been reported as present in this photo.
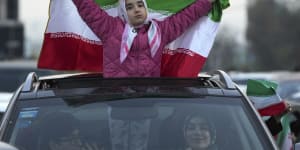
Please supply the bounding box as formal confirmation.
[71,0,214,77]
[183,113,217,150]
[37,112,102,150]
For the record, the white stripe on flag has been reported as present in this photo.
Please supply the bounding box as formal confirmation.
[166,16,219,57]
[248,94,282,109]
[47,0,100,41]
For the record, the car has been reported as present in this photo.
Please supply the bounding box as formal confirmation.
[0,60,58,93]
[277,80,300,100]
[228,71,277,93]
[0,92,13,119]
[229,71,300,95]
[0,141,18,150]
[0,60,59,119]
[0,70,280,150]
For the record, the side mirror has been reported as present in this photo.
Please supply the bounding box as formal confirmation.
[0,142,18,150]
[295,143,300,150]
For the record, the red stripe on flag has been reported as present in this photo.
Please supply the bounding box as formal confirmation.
[39,35,207,77]
[161,48,206,77]
[258,101,286,116]
[38,33,103,72]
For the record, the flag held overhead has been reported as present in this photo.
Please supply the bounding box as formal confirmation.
[38,0,230,77]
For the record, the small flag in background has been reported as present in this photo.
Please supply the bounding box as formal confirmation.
[38,0,229,77]
[246,79,286,116]
[276,114,293,150]
[247,79,293,149]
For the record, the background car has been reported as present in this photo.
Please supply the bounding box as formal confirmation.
[0,60,58,120]
[229,71,300,94]
[228,71,278,92]
[0,71,279,150]
[274,73,300,113]
[0,93,12,119]
[0,60,58,92]
[0,141,18,150]
[277,80,300,100]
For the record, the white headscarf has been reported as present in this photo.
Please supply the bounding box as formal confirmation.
[118,0,161,63]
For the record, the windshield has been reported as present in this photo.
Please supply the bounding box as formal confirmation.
[5,97,272,150]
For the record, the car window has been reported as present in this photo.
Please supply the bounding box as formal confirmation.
[5,97,272,150]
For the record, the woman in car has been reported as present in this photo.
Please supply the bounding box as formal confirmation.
[183,113,217,150]
[72,0,214,77]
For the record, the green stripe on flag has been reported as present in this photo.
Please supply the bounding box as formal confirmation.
[147,0,195,13]
[246,79,278,96]
[95,0,118,7]
[95,0,195,13]
[95,0,230,20]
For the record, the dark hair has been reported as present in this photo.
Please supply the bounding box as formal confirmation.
[183,113,217,148]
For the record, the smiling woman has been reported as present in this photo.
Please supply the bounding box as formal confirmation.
[183,114,217,150]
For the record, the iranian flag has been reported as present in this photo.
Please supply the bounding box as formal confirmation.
[246,79,286,116]
[38,0,229,77]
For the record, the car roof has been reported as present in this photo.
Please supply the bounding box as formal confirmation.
[17,71,241,100]
[35,72,229,89]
